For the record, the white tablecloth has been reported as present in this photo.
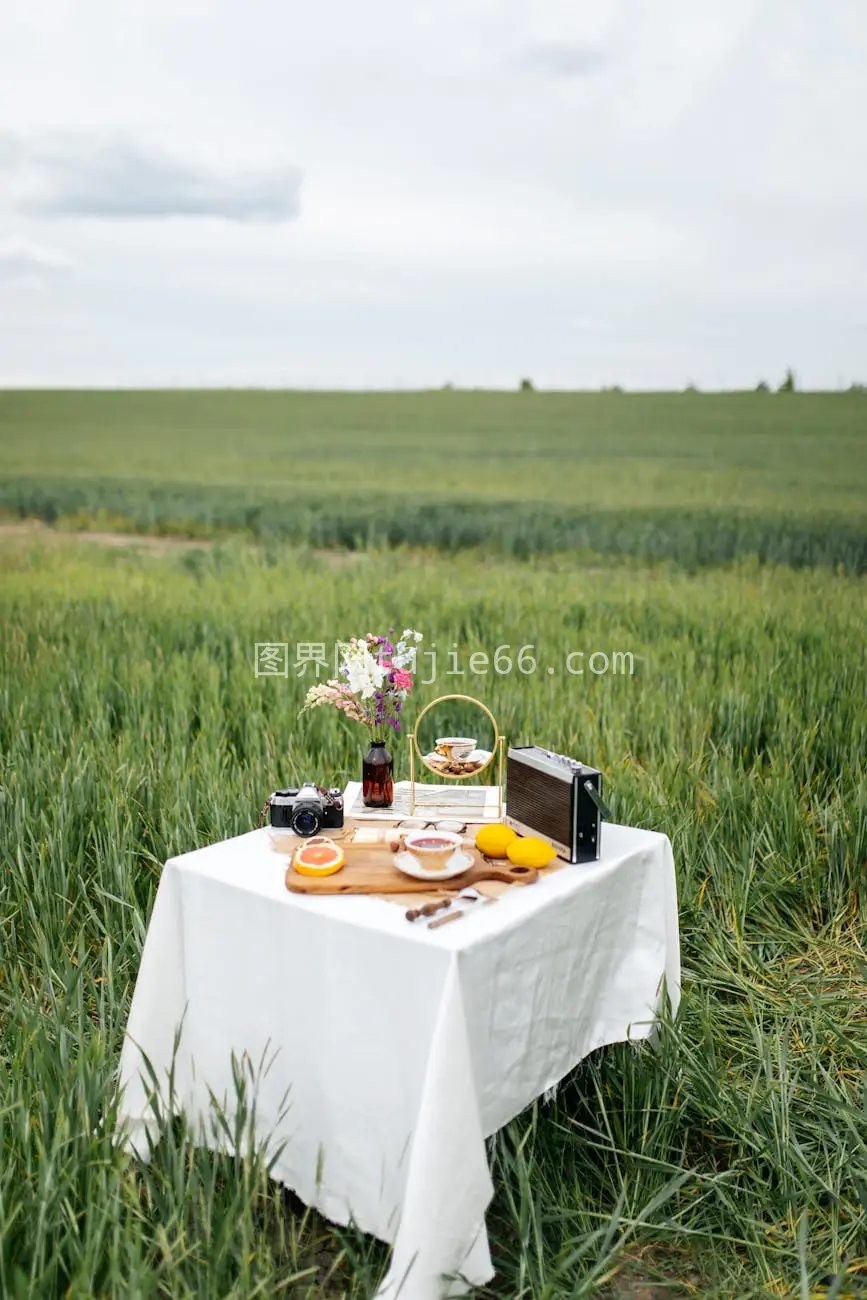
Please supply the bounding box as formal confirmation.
[117,789,680,1299]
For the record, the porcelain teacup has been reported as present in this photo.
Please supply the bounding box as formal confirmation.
[402,829,464,872]
[434,736,476,762]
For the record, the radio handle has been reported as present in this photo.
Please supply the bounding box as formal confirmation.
[583,780,611,821]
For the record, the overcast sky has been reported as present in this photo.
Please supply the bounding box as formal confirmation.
[1,0,865,389]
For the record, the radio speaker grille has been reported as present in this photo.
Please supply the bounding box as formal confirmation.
[506,758,572,846]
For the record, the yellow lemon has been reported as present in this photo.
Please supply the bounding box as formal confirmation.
[293,837,345,877]
[474,823,518,858]
[506,837,558,869]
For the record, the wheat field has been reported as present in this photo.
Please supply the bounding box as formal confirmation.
[1,391,866,1297]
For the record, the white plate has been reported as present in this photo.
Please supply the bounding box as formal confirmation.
[422,749,493,768]
[393,849,474,881]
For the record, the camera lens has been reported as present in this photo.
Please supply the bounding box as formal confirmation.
[292,807,321,837]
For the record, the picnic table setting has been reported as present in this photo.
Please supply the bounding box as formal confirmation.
[118,632,680,1299]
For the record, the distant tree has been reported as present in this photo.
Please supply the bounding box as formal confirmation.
[442,381,455,391]
[519,377,534,392]
[684,381,700,393]
[755,379,770,393]
[849,381,866,393]
[778,367,797,393]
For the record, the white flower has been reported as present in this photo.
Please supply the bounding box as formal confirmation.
[340,640,388,699]
[393,628,423,669]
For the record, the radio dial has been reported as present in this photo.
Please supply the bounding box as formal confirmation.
[539,747,583,772]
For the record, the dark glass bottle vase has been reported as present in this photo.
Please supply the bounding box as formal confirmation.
[362,738,394,808]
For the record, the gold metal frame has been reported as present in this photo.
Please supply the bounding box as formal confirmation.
[409,693,505,816]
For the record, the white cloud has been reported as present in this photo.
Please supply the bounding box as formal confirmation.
[0,133,301,222]
[0,235,74,279]
[514,44,609,77]
[0,0,864,386]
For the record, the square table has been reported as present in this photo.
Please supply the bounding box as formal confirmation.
[117,785,680,1299]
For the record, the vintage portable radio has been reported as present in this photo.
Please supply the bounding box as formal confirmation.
[505,746,608,863]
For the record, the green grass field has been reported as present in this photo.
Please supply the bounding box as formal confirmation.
[1,390,866,569]
[1,390,865,512]
[1,391,866,1297]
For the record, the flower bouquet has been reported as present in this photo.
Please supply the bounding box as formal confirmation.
[302,629,423,807]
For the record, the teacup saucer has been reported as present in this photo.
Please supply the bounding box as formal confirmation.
[393,849,474,881]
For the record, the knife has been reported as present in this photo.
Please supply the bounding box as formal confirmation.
[425,889,495,929]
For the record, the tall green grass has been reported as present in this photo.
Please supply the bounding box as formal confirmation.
[1,389,866,571]
[1,535,865,1296]
[3,476,866,573]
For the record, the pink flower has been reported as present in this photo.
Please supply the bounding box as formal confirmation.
[392,669,413,691]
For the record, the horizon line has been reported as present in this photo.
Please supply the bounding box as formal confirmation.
[1,383,864,396]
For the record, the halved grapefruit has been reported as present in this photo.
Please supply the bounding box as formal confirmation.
[292,836,346,877]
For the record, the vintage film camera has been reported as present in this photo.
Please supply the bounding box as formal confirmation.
[268,783,344,837]
[505,746,609,863]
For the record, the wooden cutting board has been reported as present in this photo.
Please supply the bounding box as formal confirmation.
[285,841,538,895]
